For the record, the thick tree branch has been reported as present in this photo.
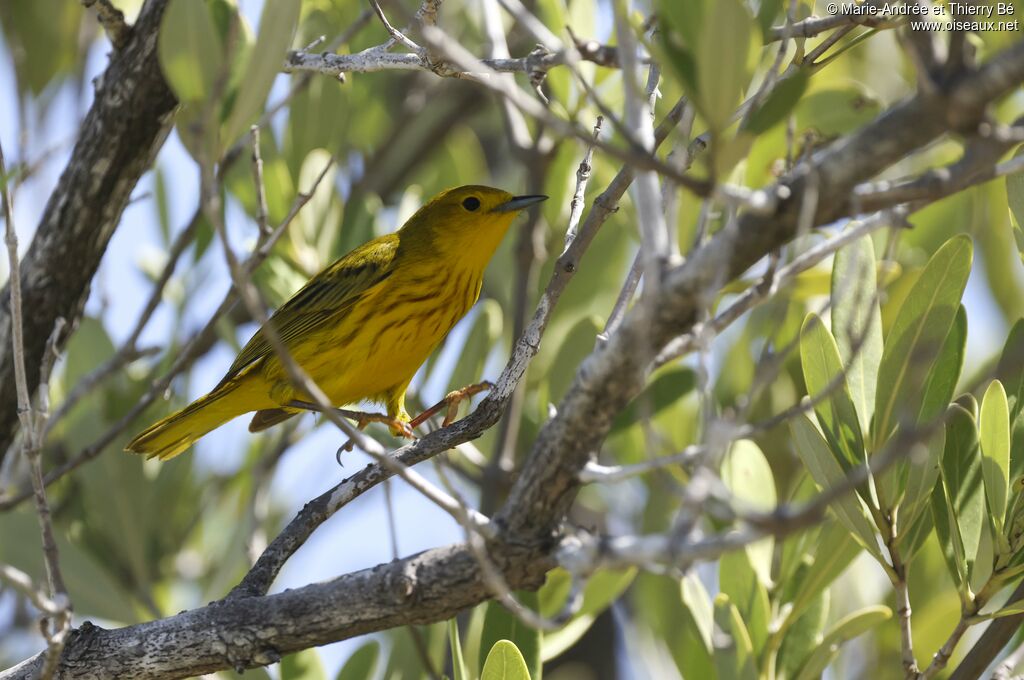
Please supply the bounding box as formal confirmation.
[1,543,552,680]
[0,0,177,464]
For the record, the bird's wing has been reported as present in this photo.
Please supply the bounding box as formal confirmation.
[221,235,399,382]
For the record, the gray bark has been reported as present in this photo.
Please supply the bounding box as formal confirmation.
[0,0,176,462]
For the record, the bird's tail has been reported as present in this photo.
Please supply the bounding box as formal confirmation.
[124,381,254,460]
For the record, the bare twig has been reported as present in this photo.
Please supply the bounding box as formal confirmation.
[2,139,71,680]
[0,563,65,616]
[561,117,602,257]
[369,0,421,52]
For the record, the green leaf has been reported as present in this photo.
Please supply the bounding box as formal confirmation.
[942,405,986,572]
[548,316,603,403]
[791,413,883,561]
[778,587,829,680]
[918,305,967,424]
[0,511,137,623]
[756,0,785,37]
[1006,145,1024,264]
[680,572,714,655]
[447,300,503,393]
[899,428,944,543]
[986,598,1024,619]
[800,314,867,475]
[539,568,635,662]
[981,380,1012,532]
[280,649,325,680]
[222,0,300,146]
[932,478,966,588]
[719,550,771,655]
[158,0,224,103]
[611,366,696,433]
[657,0,704,51]
[449,619,469,680]
[744,71,810,134]
[481,640,532,680]
[713,594,758,680]
[970,511,995,594]
[997,318,1024,421]
[873,235,973,451]
[784,519,860,626]
[480,594,541,680]
[696,0,753,131]
[721,440,776,584]
[796,86,882,137]
[831,234,884,435]
[794,606,892,680]
[335,640,380,680]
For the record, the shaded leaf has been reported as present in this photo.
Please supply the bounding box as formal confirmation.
[791,413,883,560]
[281,649,325,680]
[980,380,1011,532]
[222,0,300,146]
[696,0,753,131]
[800,313,867,475]
[335,640,380,680]
[795,606,892,680]
[158,0,223,103]
[721,440,776,584]
[713,594,758,680]
[873,235,973,451]
[744,71,810,134]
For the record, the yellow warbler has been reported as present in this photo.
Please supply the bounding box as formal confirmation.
[125,186,547,460]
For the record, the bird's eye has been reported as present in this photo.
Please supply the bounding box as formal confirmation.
[462,197,481,211]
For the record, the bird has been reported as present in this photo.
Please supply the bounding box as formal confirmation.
[125,185,547,460]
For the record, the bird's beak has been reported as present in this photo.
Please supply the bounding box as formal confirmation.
[492,194,548,213]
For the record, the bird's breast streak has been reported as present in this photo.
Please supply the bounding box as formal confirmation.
[294,270,480,406]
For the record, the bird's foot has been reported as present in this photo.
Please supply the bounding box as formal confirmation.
[409,381,494,429]
[288,401,415,460]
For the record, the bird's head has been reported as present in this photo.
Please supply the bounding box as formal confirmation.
[399,185,547,267]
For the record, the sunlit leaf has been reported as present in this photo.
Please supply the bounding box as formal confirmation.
[449,619,470,680]
[481,640,531,680]
[713,594,757,680]
[980,380,1011,533]
[721,440,776,584]
[480,594,541,680]
[719,550,770,654]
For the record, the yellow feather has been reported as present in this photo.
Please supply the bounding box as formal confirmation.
[125,185,546,459]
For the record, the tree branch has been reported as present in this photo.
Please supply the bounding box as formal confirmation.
[0,0,177,464]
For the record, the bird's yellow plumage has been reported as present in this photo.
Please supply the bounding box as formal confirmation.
[125,185,547,460]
